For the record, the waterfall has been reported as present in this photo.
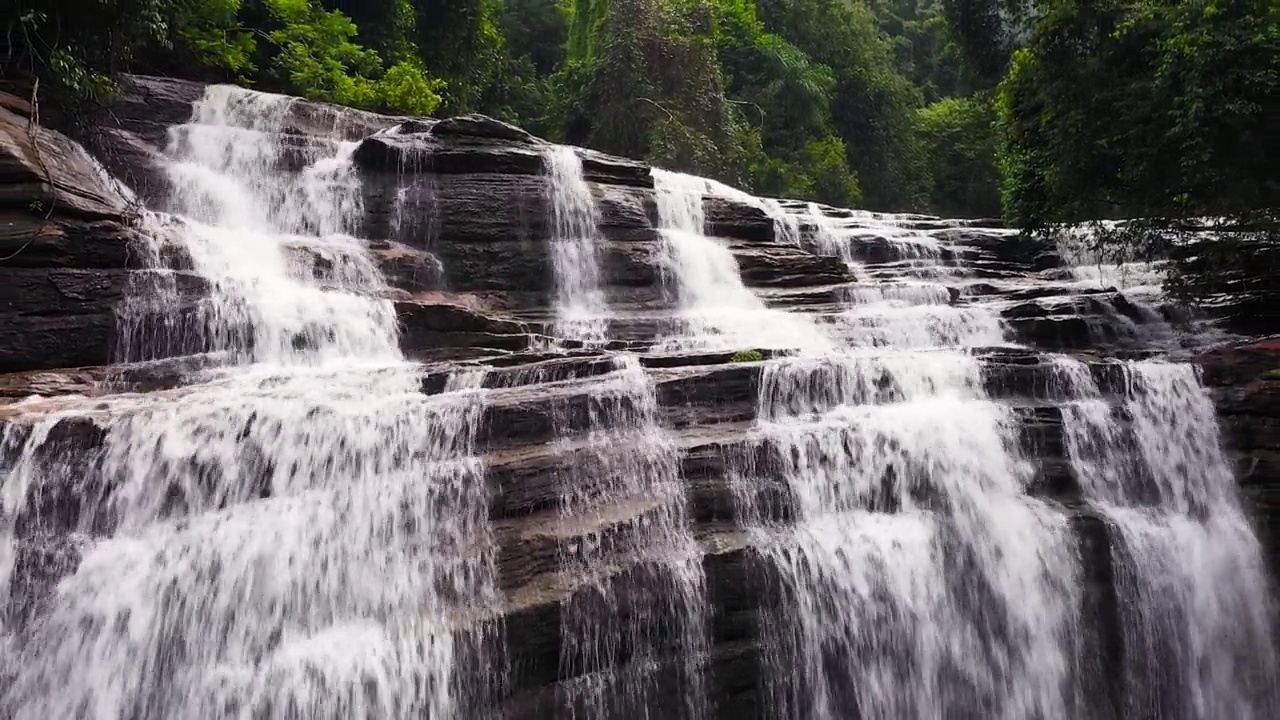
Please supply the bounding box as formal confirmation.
[552,356,708,719]
[651,169,834,354]
[648,174,1084,718]
[734,356,1082,719]
[3,77,1276,719]
[155,86,400,366]
[0,85,500,719]
[805,202,847,260]
[1058,359,1280,718]
[545,146,609,344]
[537,164,708,716]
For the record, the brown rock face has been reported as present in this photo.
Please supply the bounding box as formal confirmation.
[0,100,132,220]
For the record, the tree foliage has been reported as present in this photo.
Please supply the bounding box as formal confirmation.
[997,0,1277,229]
[918,94,999,217]
[2,0,1273,245]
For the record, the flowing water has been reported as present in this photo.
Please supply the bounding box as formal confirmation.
[0,85,500,719]
[651,185,1084,719]
[734,361,1082,719]
[542,166,707,718]
[551,357,707,719]
[545,146,609,344]
[651,169,834,353]
[1058,359,1279,718]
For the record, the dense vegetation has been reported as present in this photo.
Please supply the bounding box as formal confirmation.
[4,0,1276,243]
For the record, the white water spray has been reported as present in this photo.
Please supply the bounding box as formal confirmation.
[651,169,834,353]
[648,173,1084,717]
[545,356,708,719]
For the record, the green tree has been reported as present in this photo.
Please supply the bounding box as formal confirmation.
[801,135,863,207]
[715,4,834,154]
[759,0,930,210]
[997,0,1278,229]
[411,0,504,112]
[164,0,256,79]
[917,94,999,216]
[322,1,418,61]
[563,0,754,183]
[499,0,570,75]
[5,1,201,99]
[873,0,967,101]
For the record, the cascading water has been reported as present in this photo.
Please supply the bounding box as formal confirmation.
[651,169,834,353]
[545,146,609,344]
[650,180,1085,718]
[805,208,1006,349]
[1058,358,1279,718]
[540,165,707,717]
[158,86,399,365]
[0,85,500,719]
[1050,224,1201,351]
[731,354,1083,719]
[552,357,708,719]
[3,75,1276,720]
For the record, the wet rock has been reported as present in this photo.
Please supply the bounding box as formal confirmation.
[74,74,401,204]
[367,239,444,292]
[353,127,650,188]
[0,98,174,373]
[1173,236,1280,337]
[1,103,133,220]
[704,197,774,242]
[728,242,851,288]
[396,300,532,359]
[1196,338,1280,387]
[430,114,537,144]
[0,216,141,373]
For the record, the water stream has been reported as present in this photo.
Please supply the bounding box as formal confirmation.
[651,168,834,354]
[542,165,708,718]
[651,183,1084,719]
[545,146,609,344]
[552,357,707,719]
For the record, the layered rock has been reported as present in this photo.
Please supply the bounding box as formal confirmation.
[0,347,1132,717]
[1,94,145,372]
